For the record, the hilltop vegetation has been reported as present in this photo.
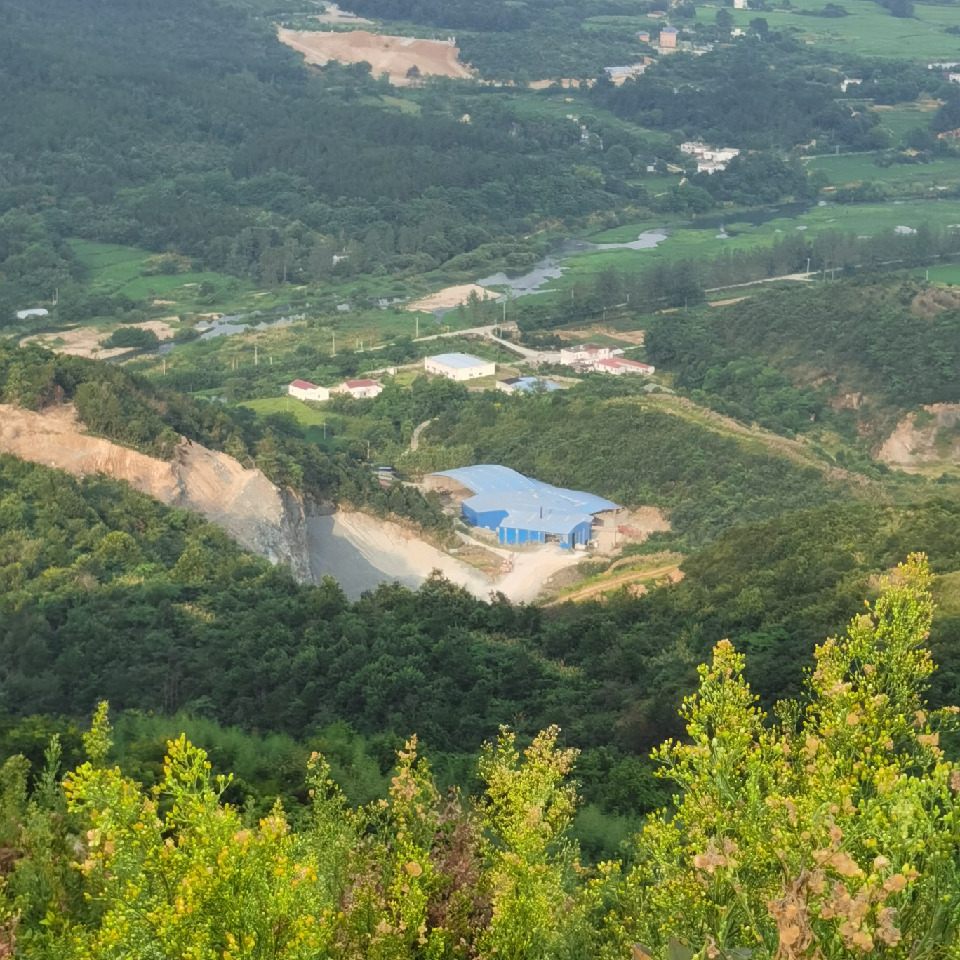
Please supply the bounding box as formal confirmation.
[3,559,960,958]
[645,276,960,438]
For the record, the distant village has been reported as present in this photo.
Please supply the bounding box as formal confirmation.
[286,344,655,405]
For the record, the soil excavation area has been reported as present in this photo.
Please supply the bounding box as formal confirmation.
[406,284,497,312]
[0,403,312,579]
[278,29,473,85]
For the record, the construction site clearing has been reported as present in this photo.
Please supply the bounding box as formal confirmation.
[277,29,474,86]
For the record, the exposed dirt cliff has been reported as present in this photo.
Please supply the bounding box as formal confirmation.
[0,404,313,579]
[877,403,960,471]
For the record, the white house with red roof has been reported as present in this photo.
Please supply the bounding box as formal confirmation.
[287,379,330,402]
[334,378,383,399]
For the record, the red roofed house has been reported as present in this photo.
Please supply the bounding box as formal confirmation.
[288,379,330,402]
[334,378,383,399]
[595,358,656,376]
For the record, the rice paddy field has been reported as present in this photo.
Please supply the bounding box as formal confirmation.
[806,154,960,193]
[555,198,960,283]
[720,0,960,61]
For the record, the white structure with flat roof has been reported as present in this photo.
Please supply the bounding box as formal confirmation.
[425,353,496,382]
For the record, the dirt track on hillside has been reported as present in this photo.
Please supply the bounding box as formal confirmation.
[278,29,473,85]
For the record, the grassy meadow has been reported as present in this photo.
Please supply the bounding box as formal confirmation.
[720,0,960,60]
[547,199,960,286]
[69,240,257,313]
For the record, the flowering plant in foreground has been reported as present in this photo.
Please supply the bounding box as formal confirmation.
[588,554,960,960]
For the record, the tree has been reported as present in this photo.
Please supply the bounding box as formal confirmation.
[590,554,960,959]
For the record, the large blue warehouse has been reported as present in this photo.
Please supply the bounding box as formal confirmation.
[430,465,619,549]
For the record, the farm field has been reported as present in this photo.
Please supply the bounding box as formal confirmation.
[550,199,960,284]
[806,154,960,192]
[916,263,960,285]
[724,0,960,60]
[277,28,474,84]
[69,240,258,313]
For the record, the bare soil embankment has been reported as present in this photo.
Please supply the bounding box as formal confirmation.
[278,29,473,85]
[877,403,960,471]
[0,404,312,579]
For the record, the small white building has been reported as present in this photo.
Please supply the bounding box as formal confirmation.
[595,358,655,376]
[288,379,330,402]
[334,378,383,399]
[424,353,496,381]
[733,0,747,8]
[559,343,616,366]
[16,308,49,320]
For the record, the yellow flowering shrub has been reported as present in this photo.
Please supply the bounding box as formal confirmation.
[589,554,960,960]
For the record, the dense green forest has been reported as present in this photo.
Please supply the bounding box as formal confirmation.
[2,560,960,958]
[644,277,960,431]
[0,0,628,318]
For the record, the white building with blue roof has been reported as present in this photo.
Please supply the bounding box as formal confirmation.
[428,465,619,550]
[425,352,496,382]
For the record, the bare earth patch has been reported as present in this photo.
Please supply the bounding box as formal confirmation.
[0,403,312,578]
[22,320,176,359]
[877,403,960,470]
[406,284,497,312]
[278,28,473,85]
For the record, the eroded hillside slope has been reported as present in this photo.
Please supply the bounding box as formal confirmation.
[0,403,312,579]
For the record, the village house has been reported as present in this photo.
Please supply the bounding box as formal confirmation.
[287,379,330,402]
[681,141,740,173]
[559,343,617,366]
[334,378,383,399]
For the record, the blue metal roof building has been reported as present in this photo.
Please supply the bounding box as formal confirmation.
[432,465,619,549]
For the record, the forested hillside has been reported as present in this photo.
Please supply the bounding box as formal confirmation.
[644,277,960,435]
[3,559,960,958]
[0,0,624,317]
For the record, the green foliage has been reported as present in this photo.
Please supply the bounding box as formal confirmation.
[102,326,160,350]
[645,277,960,416]
[4,565,960,957]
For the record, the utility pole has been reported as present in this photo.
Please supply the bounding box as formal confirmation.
[254,343,258,366]
[415,316,419,339]
[806,257,811,276]
[332,332,336,357]
[162,358,166,375]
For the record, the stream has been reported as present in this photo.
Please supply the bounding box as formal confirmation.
[477,230,668,297]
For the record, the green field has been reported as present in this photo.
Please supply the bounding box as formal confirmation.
[724,0,960,60]
[240,395,331,426]
[915,263,960,285]
[870,101,944,143]
[70,239,254,309]
[806,153,960,193]
[549,199,960,284]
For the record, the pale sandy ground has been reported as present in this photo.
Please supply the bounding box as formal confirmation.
[22,320,176,359]
[405,284,497,312]
[527,79,593,89]
[0,404,312,578]
[317,511,584,602]
[278,29,472,85]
